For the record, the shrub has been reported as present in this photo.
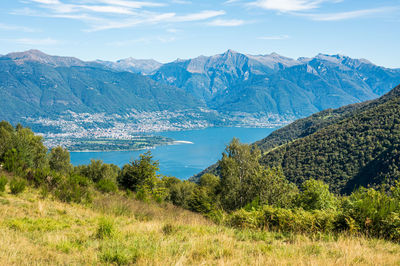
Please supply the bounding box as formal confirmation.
[342,187,400,238]
[226,208,264,229]
[227,205,339,234]
[262,206,337,234]
[10,177,26,195]
[380,212,400,241]
[188,187,214,214]
[0,175,7,192]
[96,217,116,239]
[169,180,196,208]
[96,178,118,193]
[54,174,92,203]
[31,168,51,187]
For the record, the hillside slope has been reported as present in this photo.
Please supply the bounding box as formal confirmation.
[1,178,399,265]
[259,84,400,193]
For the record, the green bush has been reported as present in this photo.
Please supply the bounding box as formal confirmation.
[96,178,118,193]
[0,175,7,192]
[9,177,27,195]
[31,168,51,187]
[380,212,400,241]
[342,187,400,239]
[54,174,92,203]
[262,206,338,234]
[227,205,339,234]
[226,208,264,229]
[188,187,214,214]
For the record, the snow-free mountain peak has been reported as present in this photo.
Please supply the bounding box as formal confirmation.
[4,49,85,67]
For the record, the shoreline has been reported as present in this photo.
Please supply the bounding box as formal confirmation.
[69,140,195,152]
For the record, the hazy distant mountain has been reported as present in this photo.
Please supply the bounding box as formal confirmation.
[152,50,400,118]
[4,49,87,67]
[94,58,162,74]
[0,50,202,124]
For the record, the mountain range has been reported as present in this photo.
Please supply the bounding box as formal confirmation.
[0,50,201,125]
[151,50,400,118]
[1,49,400,133]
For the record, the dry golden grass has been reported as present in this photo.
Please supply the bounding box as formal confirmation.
[0,185,400,265]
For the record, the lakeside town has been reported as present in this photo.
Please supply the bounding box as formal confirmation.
[23,110,292,150]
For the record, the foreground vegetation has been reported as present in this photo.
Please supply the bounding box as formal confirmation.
[1,183,400,265]
[1,119,400,264]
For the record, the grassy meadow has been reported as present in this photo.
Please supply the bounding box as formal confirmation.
[1,180,400,265]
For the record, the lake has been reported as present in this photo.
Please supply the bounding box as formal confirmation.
[70,127,279,179]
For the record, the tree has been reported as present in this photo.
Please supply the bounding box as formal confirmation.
[297,179,337,210]
[218,138,264,211]
[199,173,220,195]
[168,180,196,208]
[0,121,14,161]
[256,167,298,208]
[118,151,159,192]
[8,126,47,171]
[49,146,71,174]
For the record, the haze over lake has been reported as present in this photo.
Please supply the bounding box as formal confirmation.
[70,127,278,179]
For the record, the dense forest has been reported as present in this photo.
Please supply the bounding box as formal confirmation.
[258,84,400,194]
[1,119,400,242]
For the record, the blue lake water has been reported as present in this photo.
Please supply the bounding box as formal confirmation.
[70,127,279,179]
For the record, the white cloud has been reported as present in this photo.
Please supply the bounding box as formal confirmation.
[207,19,244,26]
[224,0,241,4]
[86,13,175,31]
[26,0,163,15]
[251,0,325,12]
[303,7,396,21]
[249,0,397,22]
[87,10,225,31]
[30,0,60,4]
[20,0,226,32]
[97,0,165,8]
[170,0,191,4]
[258,35,289,40]
[173,10,226,22]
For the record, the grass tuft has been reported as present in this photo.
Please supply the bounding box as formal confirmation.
[96,217,116,239]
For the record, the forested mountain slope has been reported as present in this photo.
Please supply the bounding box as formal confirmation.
[259,84,400,194]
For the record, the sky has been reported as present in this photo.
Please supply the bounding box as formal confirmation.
[0,0,399,67]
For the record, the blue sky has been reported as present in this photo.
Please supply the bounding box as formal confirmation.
[1,0,399,67]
